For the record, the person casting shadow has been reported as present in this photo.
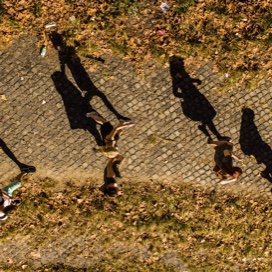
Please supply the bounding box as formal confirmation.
[100,156,123,196]
[239,107,272,182]
[49,31,128,120]
[51,71,103,145]
[0,138,36,173]
[208,139,242,184]
[169,56,230,141]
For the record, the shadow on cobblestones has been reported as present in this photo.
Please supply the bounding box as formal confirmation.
[0,138,36,172]
[49,32,128,120]
[169,56,229,141]
[51,71,103,145]
[239,108,272,183]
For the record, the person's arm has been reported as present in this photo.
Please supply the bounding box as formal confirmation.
[232,153,241,161]
[105,124,130,143]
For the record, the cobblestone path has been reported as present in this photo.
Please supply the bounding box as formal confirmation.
[0,35,271,270]
[1,35,271,195]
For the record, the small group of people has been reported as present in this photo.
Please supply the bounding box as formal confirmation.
[0,109,134,219]
[86,111,135,196]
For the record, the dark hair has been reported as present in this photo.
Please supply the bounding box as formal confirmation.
[104,186,118,197]
[229,167,242,176]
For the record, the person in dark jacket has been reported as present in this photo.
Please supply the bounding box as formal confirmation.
[208,139,242,184]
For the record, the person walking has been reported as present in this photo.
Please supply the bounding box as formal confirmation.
[86,111,134,195]
[208,139,242,184]
[100,155,124,196]
[86,111,134,158]
[0,172,28,221]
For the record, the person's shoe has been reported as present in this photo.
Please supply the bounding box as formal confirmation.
[20,165,36,173]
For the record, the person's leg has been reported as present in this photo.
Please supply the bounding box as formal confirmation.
[101,158,121,196]
[86,111,108,125]
[2,181,21,197]
[2,173,26,197]
[213,165,220,173]
[105,158,116,180]
[112,154,124,178]
[104,122,135,143]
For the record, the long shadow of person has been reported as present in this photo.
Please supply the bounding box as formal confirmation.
[0,138,36,173]
[169,56,229,141]
[49,31,129,120]
[51,71,103,145]
[239,107,272,182]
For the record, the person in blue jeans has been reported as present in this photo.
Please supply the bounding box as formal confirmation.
[0,171,33,221]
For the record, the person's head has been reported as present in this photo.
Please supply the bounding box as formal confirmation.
[229,167,242,179]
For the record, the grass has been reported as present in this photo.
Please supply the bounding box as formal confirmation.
[0,1,271,89]
[0,177,272,271]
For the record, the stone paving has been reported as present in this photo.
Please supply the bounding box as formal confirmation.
[0,35,272,270]
[0,35,271,196]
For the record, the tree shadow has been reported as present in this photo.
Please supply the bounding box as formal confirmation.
[51,71,103,145]
[169,56,229,141]
[49,31,128,120]
[239,107,272,182]
[0,138,36,173]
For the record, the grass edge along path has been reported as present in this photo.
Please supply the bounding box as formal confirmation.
[0,177,271,271]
